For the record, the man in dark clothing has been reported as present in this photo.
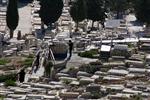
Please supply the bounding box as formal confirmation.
[34,52,40,73]
[68,40,73,57]
[18,69,25,83]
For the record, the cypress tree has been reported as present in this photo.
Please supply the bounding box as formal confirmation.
[87,0,106,29]
[105,0,128,19]
[6,0,19,38]
[70,0,87,31]
[134,0,150,27]
[39,0,64,28]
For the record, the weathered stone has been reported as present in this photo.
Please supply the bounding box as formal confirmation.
[80,77,95,85]
[86,84,101,92]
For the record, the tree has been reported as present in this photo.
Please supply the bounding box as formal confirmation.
[70,0,87,31]
[19,0,33,3]
[105,0,128,19]
[87,0,106,29]
[6,0,19,38]
[134,0,150,27]
[39,0,63,28]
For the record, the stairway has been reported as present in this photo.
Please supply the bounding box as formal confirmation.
[25,48,56,82]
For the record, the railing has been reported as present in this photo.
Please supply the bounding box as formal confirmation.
[49,48,56,66]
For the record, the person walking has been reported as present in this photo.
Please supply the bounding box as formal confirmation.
[17,30,21,40]
[34,52,40,73]
[68,40,73,57]
[18,68,25,83]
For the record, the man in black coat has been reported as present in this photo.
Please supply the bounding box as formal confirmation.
[68,40,73,57]
[18,68,25,83]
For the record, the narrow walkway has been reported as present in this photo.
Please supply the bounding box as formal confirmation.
[14,3,32,37]
[66,54,97,68]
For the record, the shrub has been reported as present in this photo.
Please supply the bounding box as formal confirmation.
[127,43,135,48]
[68,66,78,77]
[79,64,100,74]
[23,58,34,67]
[89,60,102,65]
[0,74,17,82]
[78,51,93,58]
[62,79,72,85]
[78,49,98,58]
[91,92,102,99]
[0,95,4,100]
[130,94,143,100]
[0,59,10,65]
[4,79,16,87]
[28,54,34,58]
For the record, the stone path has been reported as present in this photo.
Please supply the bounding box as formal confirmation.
[25,50,45,82]
[14,3,32,37]
[66,53,97,68]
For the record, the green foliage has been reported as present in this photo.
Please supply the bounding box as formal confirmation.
[79,64,100,74]
[0,95,4,100]
[87,0,106,22]
[62,79,72,85]
[91,92,102,99]
[0,74,17,82]
[134,0,150,26]
[70,0,106,29]
[130,94,143,100]
[6,0,19,38]
[78,49,98,58]
[23,58,34,67]
[127,43,135,48]
[105,0,128,19]
[0,59,10,65]
[78,51,93,58]
[68,66,78,77]
[70,0,87,29]
[27,54,34,58]
[4,79,16,87]
[89,60,102,65]
[39,0,64,26]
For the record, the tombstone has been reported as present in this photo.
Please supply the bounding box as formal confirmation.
[108,69,128,76]
[111,44,129,58]
[77,71,91,78]
[79,77,95,85]
[79,92,92,99]
[86,84,101,93]
[100,45,111,60]
[59,92,79,99]
[140,43,150,51]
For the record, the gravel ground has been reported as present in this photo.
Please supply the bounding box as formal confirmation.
[14,3,32,37]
